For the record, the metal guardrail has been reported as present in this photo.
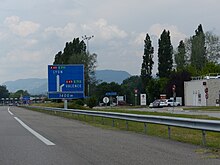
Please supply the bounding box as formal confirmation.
[29,106,220,145]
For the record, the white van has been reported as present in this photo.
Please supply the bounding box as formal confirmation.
[165,99,181,107]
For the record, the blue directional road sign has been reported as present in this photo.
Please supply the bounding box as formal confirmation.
[105,92,117,96]
[48,65,84,99]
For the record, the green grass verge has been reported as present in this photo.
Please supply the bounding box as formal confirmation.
[24,105,220,154]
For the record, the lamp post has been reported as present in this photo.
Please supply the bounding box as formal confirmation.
[82,35,94,54]
[82,35,94,97]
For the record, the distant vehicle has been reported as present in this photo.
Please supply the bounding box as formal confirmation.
[165,99,181,107]
[149,99,166,108]
[204,75,220,79]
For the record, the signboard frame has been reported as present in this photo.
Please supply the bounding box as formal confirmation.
[48,64,84,99]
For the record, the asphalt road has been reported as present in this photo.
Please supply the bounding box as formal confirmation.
[0,106,220,165]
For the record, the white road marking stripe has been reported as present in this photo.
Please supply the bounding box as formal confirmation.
[8,107,14,115]
[14,117,55,146]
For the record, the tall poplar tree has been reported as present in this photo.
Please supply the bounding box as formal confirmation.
[158,30,173,78]
[190,24,206,71]
[141,33,154,93]
[174,40,186,71]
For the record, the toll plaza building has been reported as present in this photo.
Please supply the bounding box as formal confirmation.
[184,78,220,106]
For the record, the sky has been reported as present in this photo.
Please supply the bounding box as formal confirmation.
[0,0,220,84]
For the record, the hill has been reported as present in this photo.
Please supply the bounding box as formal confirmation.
[95,70,131,84]
[2,70,131,95]
[2,78,47,95]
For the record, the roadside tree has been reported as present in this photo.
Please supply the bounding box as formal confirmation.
[190,24,206,71]
[141,33,154,93]
[0,85,9,98]
[53,38,97,96]
[174,40,187,71]
[205,31,220,63]
[158,30,173,78]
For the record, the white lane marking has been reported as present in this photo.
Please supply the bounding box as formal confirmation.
[8,107,14,115]
[14,117,55,146]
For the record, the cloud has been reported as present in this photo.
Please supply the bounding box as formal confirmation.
[45,23,78,40]
[0,48,52,82]
[90,18,128,40]
[4,16,40,37]
[1,50,42,65]
[0,32,6,40]
[45,18,128,41]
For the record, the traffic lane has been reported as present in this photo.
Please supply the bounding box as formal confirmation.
[0,106,89,165]
[10,106,220,165]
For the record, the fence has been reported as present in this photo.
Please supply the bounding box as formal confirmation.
[29,106,220,145]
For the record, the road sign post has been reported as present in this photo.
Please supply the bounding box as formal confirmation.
[172,85,176,111]
[134,89,138,106]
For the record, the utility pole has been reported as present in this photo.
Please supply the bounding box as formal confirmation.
[82,35,94,97]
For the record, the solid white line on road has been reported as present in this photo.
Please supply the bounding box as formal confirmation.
[8,107,14,115]
[14,117,55,146]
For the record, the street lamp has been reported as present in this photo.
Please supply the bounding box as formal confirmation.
[82,35,94,53]
[82,35,94,97]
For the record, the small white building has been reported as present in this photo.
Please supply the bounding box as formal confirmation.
[184,78,220,106]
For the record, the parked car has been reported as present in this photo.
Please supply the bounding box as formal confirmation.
[149,99,166,108]
[165,99,181,107]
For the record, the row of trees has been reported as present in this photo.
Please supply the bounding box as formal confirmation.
[0,85,30,99]
[51,24,220,106]
[140,24,220,104]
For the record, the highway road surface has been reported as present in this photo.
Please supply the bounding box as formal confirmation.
[0,106,220,165]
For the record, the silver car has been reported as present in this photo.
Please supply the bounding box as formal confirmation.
[149,99,166,108]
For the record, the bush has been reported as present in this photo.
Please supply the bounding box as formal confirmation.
[86,97,97,108]
[75,99,84,106]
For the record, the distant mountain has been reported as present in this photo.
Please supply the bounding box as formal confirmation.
[95,70,131,84]
[3,78,47,95]
[2,70,131,95]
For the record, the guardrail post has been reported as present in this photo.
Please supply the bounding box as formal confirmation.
[126,120,128,130]
[202,130,206,146]
[112,119,115,127]
[168,126,171,139]
[102,117,104,125]
[144,123,147,134]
